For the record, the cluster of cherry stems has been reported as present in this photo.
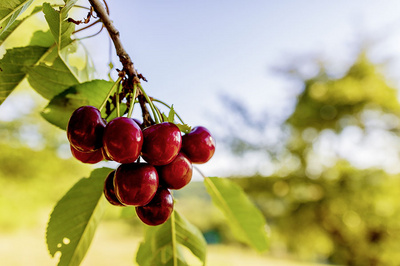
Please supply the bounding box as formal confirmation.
[66,103,216,226]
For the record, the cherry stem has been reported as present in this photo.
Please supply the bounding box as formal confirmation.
[151,98,185,124]
[73,19,102,34]
[193,166,207,179]
[138,83,160,124]
[116,82,121,117]
[127,83,137,118]
[99,76,122,112]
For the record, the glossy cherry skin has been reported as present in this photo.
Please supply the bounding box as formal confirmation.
[67,106,106,152]
[158,152,193,190]
[101,147,112,161]
[136,187,174,226]
[141,122,182,166]
[103,117,143,164]
[114,163,159,206]
[182,126,216,164]
[70,145,104,164]
[103,171,124,206]
[132,118,142,127]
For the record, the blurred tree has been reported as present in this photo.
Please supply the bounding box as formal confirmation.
[223,50,400,265]
[0,89,92,231]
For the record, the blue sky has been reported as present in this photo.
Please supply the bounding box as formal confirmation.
[77,1,400,176]
[84,0,400,122]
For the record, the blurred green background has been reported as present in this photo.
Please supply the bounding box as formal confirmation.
[2,1,400,265]
[2,49,400,266]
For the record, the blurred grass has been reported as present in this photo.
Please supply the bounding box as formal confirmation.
[0,218,322,266]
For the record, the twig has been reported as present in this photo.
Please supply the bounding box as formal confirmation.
[88,0,139,85]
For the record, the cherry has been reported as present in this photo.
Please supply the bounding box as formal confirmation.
[135,187,174,226]
[114,163,159,206]
[158,152,193,190]
[103,170,124,206]
[103,117,143,164]
[141,122,182,166]
[101,147,112,161]
[182,126,216,164]
[70,145,104,164]
[132,118,142,127]
[67,106,106,152]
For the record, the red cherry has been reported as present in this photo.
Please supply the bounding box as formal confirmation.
[103,117,143,164]
[114,163,159,206]
[70,145,103,164]
[136,187,174,226]
[182,126,216,164]
[132,118,142,127]
[158,152,193,190]
[67,106,106,152]
[141,122,182,166]
[103,171,124,206]
[101,147,112,161]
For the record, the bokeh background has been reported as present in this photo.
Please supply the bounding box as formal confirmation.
[2,0,400,265]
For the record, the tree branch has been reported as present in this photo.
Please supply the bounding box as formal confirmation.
[88,0,139,84]
[87,0,156,125]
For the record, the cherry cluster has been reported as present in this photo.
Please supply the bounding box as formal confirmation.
[67,105,216,226]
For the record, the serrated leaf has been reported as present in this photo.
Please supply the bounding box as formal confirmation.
[46,167,111,266]
[42,1,77,51]
[204,176,269,252]
[0,5,43,46]
[136,210,207,266]
[0,43,54,105]
[41,79,124,130]
[0,0,34,36]
[27,56,79,100]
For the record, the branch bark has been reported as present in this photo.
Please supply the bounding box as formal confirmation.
[88,0,139,84]
[87,0,155,125]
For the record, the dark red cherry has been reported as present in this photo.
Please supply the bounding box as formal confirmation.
[158,152,193,190]
[114,163,159,206]
[141,122,182,166]
[101,147,112,161]
[70,145,103,164]
[182,126,216,164]
[136,187,174,226]
[67,106,106,152]
[132,118,142,127]
[103,117,143,164]
[103,171,124,206]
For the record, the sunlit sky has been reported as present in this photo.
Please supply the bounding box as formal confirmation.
[83,1,400,176]
[3,1,400,177]
[83,0,400,122]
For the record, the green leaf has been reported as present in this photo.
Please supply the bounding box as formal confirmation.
[41,79,121,130]
[27,55,80,100]
[0,29,59,105]
[168,105,176,122]
[46,167,111,266]
[0,6,43,46]
[161,105,175,123]
[204,176,269,252]
[176,123,192,134]
[0,45,54,105]
[42,1,77,51]
[29,29,57,48]
[136,210,207,266]
[0,0,34,36]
